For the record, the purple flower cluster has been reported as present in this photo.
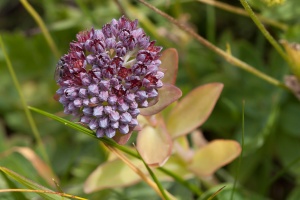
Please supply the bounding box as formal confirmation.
[55,16,164,138]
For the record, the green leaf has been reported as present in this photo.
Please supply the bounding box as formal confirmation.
[188,140,241,177]
[137,120,172,167]
[84,157,145,193]
[166,83,223,138]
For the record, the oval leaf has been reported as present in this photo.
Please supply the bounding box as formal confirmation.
[160,48,178,84]
[140,84,182,116]
[188,140,241,177]
[84,158,145,193]
[137,120,172,167]
[167,83,223,138]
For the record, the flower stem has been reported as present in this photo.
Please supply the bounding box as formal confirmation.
[137,0,289,91]
[158,167,203,197]
[136,148,170,200]
[20,0,60,59]
[0,36,50,166]
[106,145,175,200]
[239,0,289,63]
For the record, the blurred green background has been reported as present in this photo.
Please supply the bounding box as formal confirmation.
[1,0,300,199]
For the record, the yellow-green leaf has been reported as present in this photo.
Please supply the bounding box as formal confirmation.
[167,83,223,138]
[84,158,146,193]
[188,140,241,177]
[137,121,172,167]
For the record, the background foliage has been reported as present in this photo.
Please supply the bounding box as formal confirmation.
[1,0,300,199]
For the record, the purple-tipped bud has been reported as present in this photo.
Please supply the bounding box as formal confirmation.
[99,117,109,128]
[93,106,103,117]
[55,16,164,139]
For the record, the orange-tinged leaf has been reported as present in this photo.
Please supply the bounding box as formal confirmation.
[137,120,172,167]
[188,140,241,177]
[160,48,178,85]
[167,83,223,138]
[140,84,182,116]
[84,157,146,193]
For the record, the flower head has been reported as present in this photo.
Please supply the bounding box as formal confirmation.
[55,16,163,139]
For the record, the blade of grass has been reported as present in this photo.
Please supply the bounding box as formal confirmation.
[267,156,300,190]
[135,147,170,200]
[197,0,288,31]
[0,189,87,200]
[239,0,289,63]
[29,106,203,196]
[106,145,176,200]
[207,186,226,200]
[0,167,69,200]
[19,0,60,59]
[0,36,50,166]
[0,170,29,200]
[230,100,245,200]
[28,106,139,158]
[158,167,203,197]
[137,0,289,91]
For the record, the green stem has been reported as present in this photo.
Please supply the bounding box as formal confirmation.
[196,0,288,31]
[239,0,289,63]
[230,100,245,200]
[137,0,289,91]
[28,106,203,197]
[137,150,170,200]
[20,0,60,59]
[158,167,203,196]
[0,36,50,166]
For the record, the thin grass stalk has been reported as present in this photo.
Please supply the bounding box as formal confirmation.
[28,106,203,196]
[230,100,245,200]
[239,0,289,63]
[136,148,170,200]
[207,186,226,200]
[0,37,50,166]
[106,145,176,200]
[158,167,203,196]
[20,0,60,59]
[137,0,289,91]
[0,189,87,200]
[197,0,288,30]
